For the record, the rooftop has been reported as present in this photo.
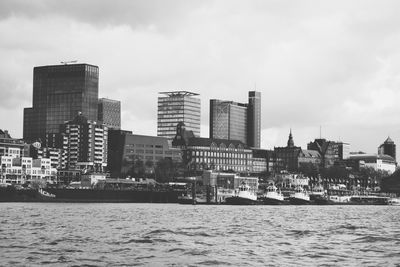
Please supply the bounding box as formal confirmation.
[159,91,199,97]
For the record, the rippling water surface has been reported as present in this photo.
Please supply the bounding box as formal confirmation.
[1,203,400,266]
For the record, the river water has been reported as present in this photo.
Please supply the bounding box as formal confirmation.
[1,203,399,266]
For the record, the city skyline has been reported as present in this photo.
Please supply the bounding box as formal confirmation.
[1,1,400,155]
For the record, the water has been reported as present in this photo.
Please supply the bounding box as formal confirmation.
[1,203,400,266]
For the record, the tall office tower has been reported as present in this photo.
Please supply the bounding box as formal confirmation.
[23,63,99,146]
[247,91,261,148]
[98,98,121,130]
[209,100,248,144]
[378,137,396,161]
[61,113,108,172]
[209,91,261,148]
[157,91,201,139]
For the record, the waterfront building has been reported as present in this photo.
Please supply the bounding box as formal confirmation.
[108,129,182,178]
[378,137,396,162]
[0,130,25,158]
[61,113,108,172]
[209,91,261,148]
[157,91,201,139]
[0,156,57,184]
[23,63,99,146]
[274,130,321,173]
[172,122,262,174]
[307,138,340,168]
[98,98,121,130]
[347,153,396,174]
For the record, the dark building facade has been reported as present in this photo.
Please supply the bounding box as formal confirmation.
[108,130,182,178]
[23,63,99,145]
[307,138,340,168]
[98,98,121,130]
[61,113,108,172]
[209,91,261,148]
[378,136,396,162]
[274,130,321,173]
[247,91,261,148]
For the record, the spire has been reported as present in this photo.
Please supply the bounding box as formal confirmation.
[287,129,294,148]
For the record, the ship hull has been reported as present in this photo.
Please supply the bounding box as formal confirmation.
[289,197,310,205]
[261,197,287,205]
[225,196,258,205]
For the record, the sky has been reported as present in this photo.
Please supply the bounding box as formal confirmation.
[1,0,400,154]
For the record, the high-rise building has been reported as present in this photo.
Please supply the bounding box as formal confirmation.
[209,100,247,144]
[23,63,99,145]
[98,98,121,130]
[378,137,396,161]
[61,113,108,172]
[157,91,201,139]
[247,91,261,148]
[209,91,261,148]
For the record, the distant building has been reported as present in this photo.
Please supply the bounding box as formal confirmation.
[274,130,321,173]
[247,91,261,148]
[98,98,121,130]
[209,91,261,148]
[107,129,182,178]
[157,91,201,139]
[0,129,25,158]
[307,138,340,168]
[0,156,57,184]
[61,113,108,172]
[172,122,265,174]
[23,63,99,146]
[378,137,396,162]
[348,153,396,174]
[337,142,350,160]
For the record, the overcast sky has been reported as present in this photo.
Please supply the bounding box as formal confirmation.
[1,0,400,154]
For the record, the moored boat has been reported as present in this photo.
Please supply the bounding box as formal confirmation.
[225,183,257,205]
[387,198,400,206]
[260,185,286,205]
[289,186,310,205]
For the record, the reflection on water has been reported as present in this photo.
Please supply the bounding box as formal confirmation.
[0,203,399,266]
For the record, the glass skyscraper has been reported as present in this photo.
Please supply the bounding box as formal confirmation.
[23,63,99,146]
[209,100,248,144]
[98,98,121,130]
[209,91,261,148]
[157,91,201,139]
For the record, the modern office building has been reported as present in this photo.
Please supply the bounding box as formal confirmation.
[209,100,248,144]
[98,98,121,130]
[209,91,261,148]
[337,142,351,160]
[23,63,99,145]
[307,138,340,168]
[157,91,201,139]
[60,113,108,172]
[247,91,261,148]
[108,129,182,178]
[378,137,396,162]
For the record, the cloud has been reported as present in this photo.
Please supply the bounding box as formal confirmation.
[1,0,400,155]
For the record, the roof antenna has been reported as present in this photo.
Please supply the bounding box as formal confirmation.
[319,125,322,139]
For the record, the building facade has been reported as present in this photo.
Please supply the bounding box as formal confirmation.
[307,138,340,168]
[378,137,396,162]
[108,130,182,178]
[157,91,201,139]
[23,63,99,145]
[0,130,25,158]
[348,153,396,174]
[172,122,264,174]
[247,91,261,148]
[61,113,108,172]
[209,91,261,148]
[209,100,247,144]
[98,98,121,130]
